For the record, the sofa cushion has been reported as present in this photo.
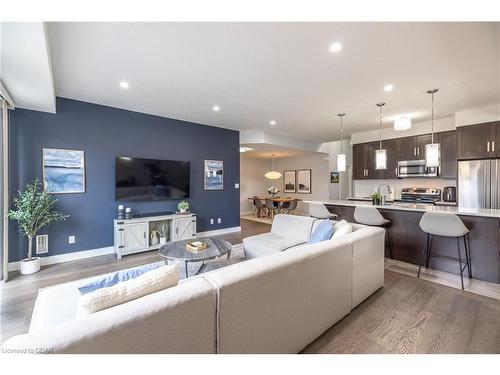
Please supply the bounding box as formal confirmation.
[332,220,353,238]
[308,220,334,244]
[270,214,317,241]
[77,265,178,316]
[243,232,306,259]
[78,262,162,295]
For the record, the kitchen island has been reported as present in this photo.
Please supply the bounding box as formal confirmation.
[305,200,500,284]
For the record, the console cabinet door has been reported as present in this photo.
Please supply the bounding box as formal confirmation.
[122,222,148,255]
[457,123,494,160]
[173,217,196,241]
[439,131,457,178]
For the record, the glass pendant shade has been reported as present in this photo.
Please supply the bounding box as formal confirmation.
[337,153,346,172]
[265,170,282,179]
[375,149,387,170]
[425,143,440,168]
[394,116,412,131]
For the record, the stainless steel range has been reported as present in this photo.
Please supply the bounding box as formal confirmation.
[398,188,442,204]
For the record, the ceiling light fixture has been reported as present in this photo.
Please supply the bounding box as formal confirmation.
[425,88,440,168]
[239,147,253,153]
[329,42,343,53]
[212,105,220,112]
[119,81,129,89]
[375,103,387,170]
[394,115,412,131]
[383,84,394,92]
[265,153,282,180]
[337,113,346,173]
[269,120,277,126]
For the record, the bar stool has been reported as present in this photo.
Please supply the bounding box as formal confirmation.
[353,206,393,259]
[418,212,471,289]
[309,202,338,220]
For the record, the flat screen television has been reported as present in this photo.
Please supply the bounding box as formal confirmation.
[115,156,190,201]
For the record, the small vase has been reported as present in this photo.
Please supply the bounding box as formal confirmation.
[21,257,41,275]
[150,231,159,246]
[372,198,381,205]
[159,237,167,245]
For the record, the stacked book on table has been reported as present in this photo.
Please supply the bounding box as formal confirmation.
[186,241,208,252]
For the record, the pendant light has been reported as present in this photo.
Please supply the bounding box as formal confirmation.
[265,153,282,179]
[425,88,440,168]
[337,113,346,172]
[375,102,387,170]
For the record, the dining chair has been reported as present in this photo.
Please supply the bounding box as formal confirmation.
[265,198,278,219]
[280,200,291,213]
[253,196,266,218]
[287,199,299,214]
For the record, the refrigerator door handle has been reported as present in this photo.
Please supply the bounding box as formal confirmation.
[485,160,491,209]
[493,159,499,209]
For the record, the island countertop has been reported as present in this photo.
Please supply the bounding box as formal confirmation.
[304,199,500,219]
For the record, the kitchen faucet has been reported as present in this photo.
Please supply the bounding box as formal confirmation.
[377,184,392,195]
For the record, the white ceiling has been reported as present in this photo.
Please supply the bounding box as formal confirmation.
[43,22,500,141]
[0,22,55,113]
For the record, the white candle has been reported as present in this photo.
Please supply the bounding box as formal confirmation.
[125,207,131,212]
[118,205,124,210]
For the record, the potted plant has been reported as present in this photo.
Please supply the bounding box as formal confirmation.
[8,179,69,275]
[177,200,190,213]
[157,221,169,245]
[267,186,279,198]
[370,192,382,206]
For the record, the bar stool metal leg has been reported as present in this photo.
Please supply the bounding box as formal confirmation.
[457,237,464,290]
[417,233,429,278]
[464,234,472,278]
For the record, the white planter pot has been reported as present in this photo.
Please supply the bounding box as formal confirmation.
[159,237,167,245]
[20,257,41,275]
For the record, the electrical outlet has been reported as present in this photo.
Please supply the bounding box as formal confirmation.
[217,218,221,224]
[69,235,76,244]
[210,219,214,225]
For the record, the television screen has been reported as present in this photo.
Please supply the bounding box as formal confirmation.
[115,156,190,201]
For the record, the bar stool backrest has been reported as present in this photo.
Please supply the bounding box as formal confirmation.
[353,206,386,226]
[419,212,469,237]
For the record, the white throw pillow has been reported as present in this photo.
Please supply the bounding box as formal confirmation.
[76,265,178,316]
[332,220,353,238]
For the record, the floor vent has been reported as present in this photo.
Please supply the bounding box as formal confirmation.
[36,234,49,254]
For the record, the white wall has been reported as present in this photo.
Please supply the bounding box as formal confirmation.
[318,139,352,200]
[239,157,272,215]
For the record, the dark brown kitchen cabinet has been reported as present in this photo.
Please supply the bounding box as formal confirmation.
[457,122,496,160]
[439,130,457,179]
[352,143,367,180]
[416,133,436,159]
[493,122,500,158]
[352,141,379,180]
[379,138,398,179]
[397,136,418,161]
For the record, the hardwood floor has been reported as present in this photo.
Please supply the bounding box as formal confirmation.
[2,218,500,353]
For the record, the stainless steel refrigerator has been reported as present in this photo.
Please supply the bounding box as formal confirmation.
[458,160,500,209]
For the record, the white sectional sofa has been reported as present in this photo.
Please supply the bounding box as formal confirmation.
[2,215,384,354]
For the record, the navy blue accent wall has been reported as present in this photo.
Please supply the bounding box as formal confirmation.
[9,97,240,262]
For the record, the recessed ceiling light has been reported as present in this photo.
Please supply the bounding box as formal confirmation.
[212,105,220,112]
[119,81,129,89]
[240,147,253,153]
[269,120,277,126]
[384,84,394,92]
[329,42,343,53]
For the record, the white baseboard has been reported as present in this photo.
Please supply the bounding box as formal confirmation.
[8,246,115,271]
[197,226,241,238]
[240,210,254,216]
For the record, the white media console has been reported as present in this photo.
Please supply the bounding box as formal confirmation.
[113,212,197,259]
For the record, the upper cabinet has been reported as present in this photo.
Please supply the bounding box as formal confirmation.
[457,122,496,160]
[439,131,457,179]
[352,131,455,180]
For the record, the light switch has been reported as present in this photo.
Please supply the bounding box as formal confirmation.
[235,183,240,189]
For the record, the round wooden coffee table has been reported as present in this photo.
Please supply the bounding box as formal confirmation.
[158,238,232,278]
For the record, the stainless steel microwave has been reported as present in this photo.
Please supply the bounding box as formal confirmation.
[397,160,439,178]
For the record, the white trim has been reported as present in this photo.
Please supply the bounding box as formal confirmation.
[0,81,15,109]
[197,226,241,238]
[8,246,114,271]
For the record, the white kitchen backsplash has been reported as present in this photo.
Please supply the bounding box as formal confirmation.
[353,178,456,200]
